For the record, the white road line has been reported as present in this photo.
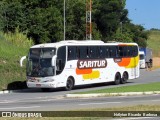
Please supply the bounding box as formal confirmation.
[0,96,64,104]
[79,102,121,106]
[0,106,40,110]
[79,99,160,106]
[151,99,160,102]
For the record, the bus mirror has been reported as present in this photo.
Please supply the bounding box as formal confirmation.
[52,55,57,66]
[20,56,26,67]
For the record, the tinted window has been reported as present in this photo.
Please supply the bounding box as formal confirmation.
[89,46,99,59]
[105,46,110,58]
[99,46,106,58]
[109,46,118,58]
[68,46,77,60]
[118,46,128,57]
[128,46,138,57]
[78,46,89,59]
[132,46,138,57]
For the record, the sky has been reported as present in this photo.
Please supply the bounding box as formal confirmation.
[125,0,160,30]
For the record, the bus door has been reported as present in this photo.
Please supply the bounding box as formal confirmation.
[56,46,66,75]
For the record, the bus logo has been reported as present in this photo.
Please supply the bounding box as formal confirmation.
[114,58,122,63]
[77,59,107,69]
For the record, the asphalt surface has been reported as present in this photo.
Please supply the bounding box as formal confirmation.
[0,69,160,112]
[0,94,160,111]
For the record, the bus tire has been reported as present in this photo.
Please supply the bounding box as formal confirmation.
[41,88,51,92]
[65,77,74,91]
[121,72,128,84]
[114,72,121,85]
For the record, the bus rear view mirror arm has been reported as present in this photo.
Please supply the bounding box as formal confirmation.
[20,56,26,67]
[52,55,57,66]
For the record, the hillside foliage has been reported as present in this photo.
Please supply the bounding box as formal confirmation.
[0,30,31,90]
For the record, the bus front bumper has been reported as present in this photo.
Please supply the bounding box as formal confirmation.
[27,82,57,88]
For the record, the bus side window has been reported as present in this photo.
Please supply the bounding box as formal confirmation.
[106,46,110,58]
[99,46,106,58]
[79,46,88,59]
[89,46,98,59]
[123,46,128,57]
[133,46,138,57]
[128,46,133,57]
[109,46,117,58]
[118,46,128,57]
[68,46,76,60]
[76,47,80,59]
[128,46,138,57]
[118,46,123,57]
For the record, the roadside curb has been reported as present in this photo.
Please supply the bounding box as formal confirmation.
[65,91,160,98]
[0,89,26,94]
[0,90,11,94]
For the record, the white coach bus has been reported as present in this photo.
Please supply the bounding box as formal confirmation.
[20,40,139,92]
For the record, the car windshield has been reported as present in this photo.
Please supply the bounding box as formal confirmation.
[27,48,56,77]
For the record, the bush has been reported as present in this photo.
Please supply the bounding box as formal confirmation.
[2,27,33,47]
[0,30,33,90]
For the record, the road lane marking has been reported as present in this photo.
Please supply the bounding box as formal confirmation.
[78,99,160,106]
[151,100,160,102]
[0,96,64,104]
[79,102,121,106]
[0,106,40,110]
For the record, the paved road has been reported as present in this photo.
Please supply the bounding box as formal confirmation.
[0,94,160,111]
[0,69,160,112]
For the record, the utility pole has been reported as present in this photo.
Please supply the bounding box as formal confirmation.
[64,0,66,41]
[120,0,124,34]
[86,0,92,40]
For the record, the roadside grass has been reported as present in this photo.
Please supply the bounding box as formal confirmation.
[152,65,160,70]
[148,30,160,57]
[76,82,160,94]
[1,105,160,120]
[85,104,160,111]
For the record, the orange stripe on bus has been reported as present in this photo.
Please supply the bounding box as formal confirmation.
[76,68,92,75]
[117,58,131,67]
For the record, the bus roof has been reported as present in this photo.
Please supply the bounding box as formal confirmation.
[31,40,138,48]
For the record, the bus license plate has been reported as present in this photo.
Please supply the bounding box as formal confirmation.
[36,84,41,87]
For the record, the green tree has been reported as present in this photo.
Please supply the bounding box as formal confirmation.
[93,0,127,41]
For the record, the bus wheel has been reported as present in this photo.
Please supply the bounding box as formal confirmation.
[121,72,128,84]
[65,77,74,91]
[114,73,121,85]
[41,88,51,92]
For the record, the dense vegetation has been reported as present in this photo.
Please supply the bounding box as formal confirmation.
[0,0,148,47]
[148,30,160,56]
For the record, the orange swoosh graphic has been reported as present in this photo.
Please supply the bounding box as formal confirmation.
[76,68,92,75]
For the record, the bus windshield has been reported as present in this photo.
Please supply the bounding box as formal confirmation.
[27,48,56,77]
